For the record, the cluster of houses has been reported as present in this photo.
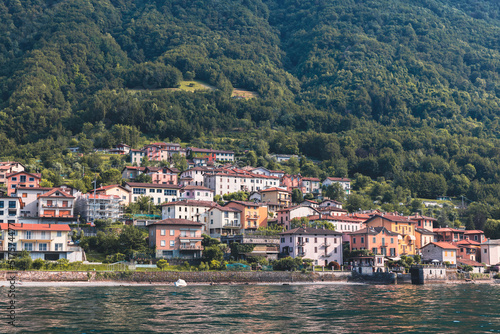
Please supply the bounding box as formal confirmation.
[2,142,500,273]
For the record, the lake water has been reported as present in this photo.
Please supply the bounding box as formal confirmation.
[2,283,500,333]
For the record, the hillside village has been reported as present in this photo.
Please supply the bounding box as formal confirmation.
[1,142,499,275]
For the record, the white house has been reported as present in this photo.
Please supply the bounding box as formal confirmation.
[180,185,214,202]
[161,200,217,230]
[421,242,458,265]
[280,227,343,266]
[125,182,181,205]
[480,239,500,266]
[277,205,320,230]
[207,205,242,237]
[323,177,351,195]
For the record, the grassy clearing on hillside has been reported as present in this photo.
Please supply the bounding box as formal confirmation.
[231,88,259,99]
[127,80,216,94]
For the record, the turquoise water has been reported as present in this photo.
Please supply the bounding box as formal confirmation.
[1,283,500,333]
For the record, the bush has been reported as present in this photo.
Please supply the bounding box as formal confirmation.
[210,260,221,270]
[14,256,33,271]
[156,259,168,270]
[57,258,70,269]
[328,261,341,270]
[32,259,45,270]
[272,257,303,271]
[493,273,500,279]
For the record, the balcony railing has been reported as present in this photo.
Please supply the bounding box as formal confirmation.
[179,244,203,250]
[321,243,331,248]
[42,204,73,208]
[297,240,305,246]
[246,215,259,220]
[223,222,241,228]
[298,251,305,256]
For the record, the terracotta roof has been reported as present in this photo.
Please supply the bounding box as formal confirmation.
[122,166,146,171]
[424,242,459,250]
[0,223,71,231]
[225,200,267,207]
[7,171,41,179]
[325,177,351,182]
[433,228,465,233]
[15,187,53,191]
[408,215,437,221]
[280,227,341,236]
[365,214,416,224]
[455,239,481,246]
[125,182,181,189]
[260,187,291,193]
[181,185,213,192]
[464,230,484,234]
[39,188,74,199]
[307,214,355,222]
[277,205,319,213]
[96,184,130,192]
[302,177,320,182]
[210,205,241,212]
[148,218,203,227]
[161,200,216,207]
[351,226,400,236]
[457,258,484,267]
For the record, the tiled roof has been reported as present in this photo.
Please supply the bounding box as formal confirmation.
[365,214,416,224]
[280,227,341,236]
[122,166,146,171]
[0,223,71,231]
[189,147,234,154]
[7,171,41,179]
[225,200,267,207]
[181,185,213,191]
[96,184,130,192]
[325,177,351,182]
[302,177,320,182]
[464,230,484,234]
[307,215,355,222]
[39,188,74,199]
[260,187,290,193]
[210,205,241,212]
[161,200,216,207]
[408,215,437,221]
[455,239,481,246]
[349,226,399,236]
[457,258,484,267]
[148,218,203,227]
[415,228,435,235]
[433,228,465,233]
[425,242,459,250]
[125,182,181,189]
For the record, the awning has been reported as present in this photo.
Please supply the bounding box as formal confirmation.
[398,235,403,240]
[387,257,401,261]
[408,235,416,240]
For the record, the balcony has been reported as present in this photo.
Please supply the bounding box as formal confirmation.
[298,251,305,257]
[42,204,73,208]
[320,243,331,248]
[179,244,203,250]
[246,215,259,220]
[297,240,305,246]
[223,222,241,228]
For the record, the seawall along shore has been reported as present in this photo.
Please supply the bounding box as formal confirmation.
[0,270,351,284]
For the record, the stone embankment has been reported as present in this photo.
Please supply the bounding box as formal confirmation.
[0,270,351,284]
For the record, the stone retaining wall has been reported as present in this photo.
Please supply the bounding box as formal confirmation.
[0,270,350,283]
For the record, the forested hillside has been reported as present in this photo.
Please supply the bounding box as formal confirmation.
[3,0,500,230]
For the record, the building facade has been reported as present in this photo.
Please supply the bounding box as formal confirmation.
[148,219,203,259]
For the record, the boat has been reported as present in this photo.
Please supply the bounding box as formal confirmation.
[174,279,187,287]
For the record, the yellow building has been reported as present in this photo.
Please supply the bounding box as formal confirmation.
[260,187,291,209]
[364,214,417,255]
[224,201,268,230]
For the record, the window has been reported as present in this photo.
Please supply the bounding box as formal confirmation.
[161,230,166,236]
[8,201,16,208]
[11,177,17,181]
[20,175,26,182]
[39,243,48,251]
[29,177,34,182]
[149,189,155,193]
[157,189,162,193]
[8,243,16,251]
[24,243,33,251]
[41,231,46,239]
[484,249,488,254]
[55,243,63,251]
[361,237,364,243]
[170,230,174,236]
[0,201,3,208]
[170,241,175,247]
[314,238,317,243]
[22,193,27,198]
[164,189,176,196]
[133,188,146,195]
[0,211,3,216]
[373,237,376,243]
[314,247,317,253]
[391,238,394,244]
[161,240,166,247]
[25,231,32,239]
[334,248,337,253]
[353,237,356,243]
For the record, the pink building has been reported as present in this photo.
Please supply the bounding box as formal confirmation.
[279,227,343,266]
[0,162,25,187]
[280,175,301,192]
[146,167,178,185]
[6,172,41,196]
[148,218,203,259]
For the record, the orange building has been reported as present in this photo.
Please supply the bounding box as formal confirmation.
[350,226,400,257]
[148,218,203,259]
[364,214,417,255]
[38,188,74,219]
[224,200,268,230]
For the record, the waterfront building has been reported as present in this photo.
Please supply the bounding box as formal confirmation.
[224,201,268,230]
[124,182,181,205]
[349,226,400,257]
[76,193,122,222]
[148,218,203,259]
[279,227,343,266]
[207,205,242,237]
[364,214,417,255]
[95,184,131,206]
[161,200,216,230]
[0,223,83,261]
[480,239,500,266]
[421,242,458,265]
